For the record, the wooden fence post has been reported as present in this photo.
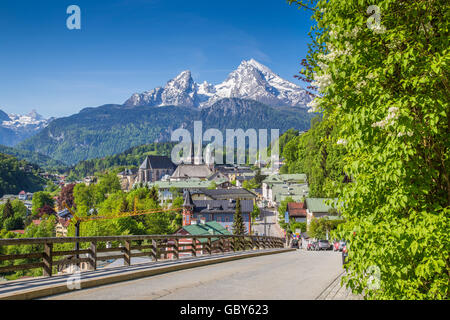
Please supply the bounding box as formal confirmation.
[192,238,197,257]
[174,238,179,260]
[151,239,158,261]
[124,240,131,266]
[43,243,53,277]
[207,238,212,255]
[89,241,97,270]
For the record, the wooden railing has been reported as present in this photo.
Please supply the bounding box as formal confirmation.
[0,235,285,277]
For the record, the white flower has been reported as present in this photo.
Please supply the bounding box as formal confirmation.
[356,80,367,90]
[312,73,333,92]
[307,98,321,113]
[344,26,360,39]
[372,107,400,129]
[371,24,386,34]
[397,131,413,137]
[337,139,348,145]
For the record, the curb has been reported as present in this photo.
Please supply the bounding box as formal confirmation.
[0,248,295,300]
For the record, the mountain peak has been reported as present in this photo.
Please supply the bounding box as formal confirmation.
[27,109,44,121]
[124,59,312,108]
[241,59,273,74]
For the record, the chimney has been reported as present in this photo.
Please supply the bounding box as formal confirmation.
[200,217,206,225]
[191,219,197,225]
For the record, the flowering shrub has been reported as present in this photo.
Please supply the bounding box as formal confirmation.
[290,0,449,299]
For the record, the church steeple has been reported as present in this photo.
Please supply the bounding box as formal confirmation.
[182,191,194,226]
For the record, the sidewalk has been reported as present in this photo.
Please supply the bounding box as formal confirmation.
[316,272,363,300]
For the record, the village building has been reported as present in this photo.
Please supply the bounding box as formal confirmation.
[118,155,176,191]
[117,168,138,191]
[287,202,307,222]
[262,173,308,207]
[146,178,230,205]
[305,198,340,229]
[190,188,257,202]
[181,191,253,234]
[169,221,232,258]
[56,218,71,237]
[137,155,176,183]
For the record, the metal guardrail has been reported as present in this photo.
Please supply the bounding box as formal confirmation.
[0,235,284,277]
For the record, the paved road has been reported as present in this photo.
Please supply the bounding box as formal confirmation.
[253,209,284,238]
[43,250,346,300]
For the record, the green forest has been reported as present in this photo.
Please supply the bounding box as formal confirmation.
[0,153,47,197]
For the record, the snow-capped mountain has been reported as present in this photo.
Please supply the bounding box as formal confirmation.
[124,59,312,108]
[2,109,51,130]
[0,109,53,146]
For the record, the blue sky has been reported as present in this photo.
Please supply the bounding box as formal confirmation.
[0,0,313,118]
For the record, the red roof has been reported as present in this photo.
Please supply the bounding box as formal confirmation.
[57,218,71,228]
[19,191,26,195]
[32,220,42,226]
[287,202,307,217]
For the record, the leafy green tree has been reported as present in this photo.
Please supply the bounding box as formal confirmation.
[3,216,24,231]
[148,186,159,203]
[253,168,267,187]
[290,0,449,299]
[277,196,294,231]
[11,199,27,218]
[250,204,260,220]
[2,199,13,220]
[309,217,344,240]
[31,191,54,216]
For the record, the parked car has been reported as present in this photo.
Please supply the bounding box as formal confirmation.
[333,240,340,251]
[290,239,299,249]
[318,240,331,250]
[339,240,347,252]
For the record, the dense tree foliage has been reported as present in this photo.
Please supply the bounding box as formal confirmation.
[31,191,54,216]
[0,145,67,172]
[56,183,75,211]
[309,217,345,239]
[281,117,347,197]
[290,0,449,299]
[0,153,46,197]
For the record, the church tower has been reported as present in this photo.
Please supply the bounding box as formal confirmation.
[182,190,194,226]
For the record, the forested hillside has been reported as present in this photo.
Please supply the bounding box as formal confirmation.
[0,145,67,172]
[0,153,46,197]
[18,99,314,165]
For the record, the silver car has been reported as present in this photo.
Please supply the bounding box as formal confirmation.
[318,240,331,250]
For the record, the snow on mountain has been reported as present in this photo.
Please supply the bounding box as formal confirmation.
[124,59,312,108]
[0,109,53,146]
[2,109,50,130]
